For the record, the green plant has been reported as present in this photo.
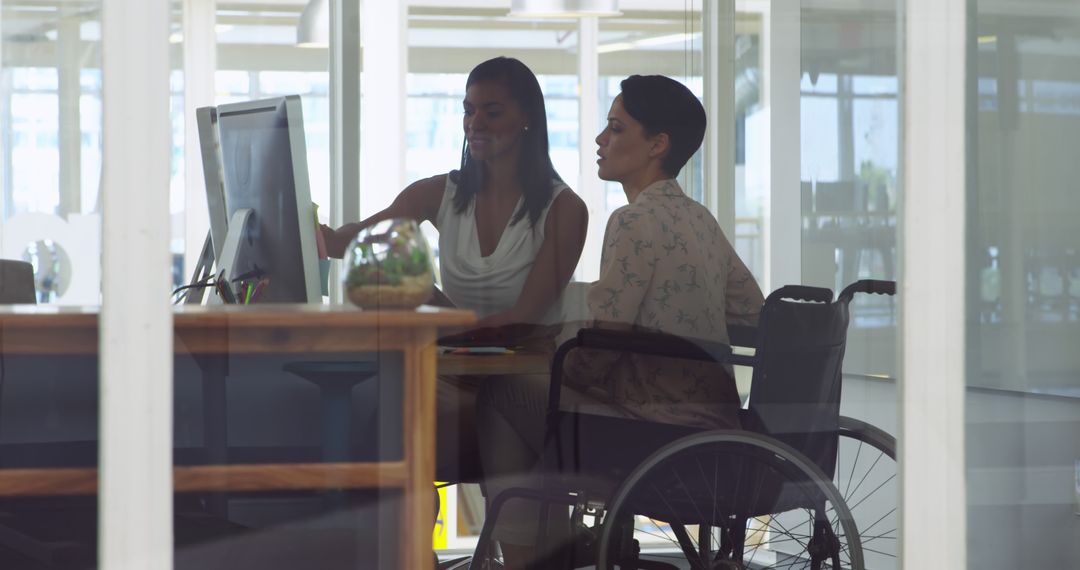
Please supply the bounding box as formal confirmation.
[858,159,894,211]
[345,225,430,288]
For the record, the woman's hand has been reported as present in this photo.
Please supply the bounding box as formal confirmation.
[320,223,358,259]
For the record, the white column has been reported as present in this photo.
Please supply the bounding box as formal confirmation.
[183,0,217,276]
[331,0,361,227]
[577,16,604,282]
[761,0,801,292]
[703,0,736,235]
[329,0,362,302]
[0,7,5,228]
[359,0,407,218]
[58,5,82,216]
[100,0,173,567]
[0,72,11,227]
[900,0,968,568]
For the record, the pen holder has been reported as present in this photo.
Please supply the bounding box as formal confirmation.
[343,218,433,309]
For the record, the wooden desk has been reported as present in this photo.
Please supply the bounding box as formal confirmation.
[437,350,551,376]
[0,303,475,570]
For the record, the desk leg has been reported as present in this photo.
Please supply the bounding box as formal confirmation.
[196,354,228,517]
[402,339,436,570]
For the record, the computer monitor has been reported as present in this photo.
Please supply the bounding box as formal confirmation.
[196,106,229,263]
[196,95,321,304]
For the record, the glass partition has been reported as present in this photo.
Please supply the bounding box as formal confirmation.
[599,8,705,214]
[801,4,901,568]
[0,0,105,564]
[723,2,904,566]
[404,3,709,557]
[1,1,103,306]
[733,7,764,279]
[966,1,1080,567]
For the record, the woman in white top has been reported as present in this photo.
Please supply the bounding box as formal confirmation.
[321,57,588,482]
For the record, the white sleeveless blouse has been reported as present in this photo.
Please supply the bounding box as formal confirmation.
[435,175,567,324]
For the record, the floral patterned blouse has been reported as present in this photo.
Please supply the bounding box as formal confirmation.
[564,179,763,429]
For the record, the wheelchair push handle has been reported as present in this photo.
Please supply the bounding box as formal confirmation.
[838,279,896,303]
[765,284,834,305]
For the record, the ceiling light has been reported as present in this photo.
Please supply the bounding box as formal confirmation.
[508,0,621,19]
[598,32,699,54]
[296,0,329,48]
[597,41,635,54]
[634,32,698,47]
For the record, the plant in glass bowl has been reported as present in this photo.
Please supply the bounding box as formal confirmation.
[343,218,433,309]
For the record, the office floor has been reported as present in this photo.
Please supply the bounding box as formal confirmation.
[0,492,398,570]
[437,549,787,569]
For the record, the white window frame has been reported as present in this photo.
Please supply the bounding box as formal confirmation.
[900,0,968,567]
[100,0,173,567]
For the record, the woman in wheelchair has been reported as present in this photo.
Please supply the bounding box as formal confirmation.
[475,75,764,569]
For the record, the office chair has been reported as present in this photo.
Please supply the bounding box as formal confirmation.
[0,260,36,304]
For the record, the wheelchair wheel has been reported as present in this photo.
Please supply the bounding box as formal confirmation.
[835,417,896,569]
[596,431,864,570]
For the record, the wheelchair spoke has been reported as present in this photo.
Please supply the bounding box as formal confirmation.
[843,441,863,498]
[765,512,813,549]
[860,544,899,559]
[845,472,896,514]
[598,433,881,570]
[856,507,897,539]
[766,547,815,569]
[832,425,899,569]
[695,455,719,528]
[649,482,698,550]
[644,516,678,544]
[643,517,679,543]
[845,451,886,504]
[670,523,707,569]
[860,528,899,546]
[672,463,709,525]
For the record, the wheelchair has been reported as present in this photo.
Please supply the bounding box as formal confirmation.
[460,279,897,570]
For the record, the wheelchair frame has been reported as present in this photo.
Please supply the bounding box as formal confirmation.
[467,279,897,570]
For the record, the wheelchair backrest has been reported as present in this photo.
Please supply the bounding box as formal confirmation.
[743,285,849,479]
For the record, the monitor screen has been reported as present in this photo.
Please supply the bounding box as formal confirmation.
[208,95,320,304]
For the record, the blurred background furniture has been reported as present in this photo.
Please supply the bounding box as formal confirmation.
[0,260,36,304]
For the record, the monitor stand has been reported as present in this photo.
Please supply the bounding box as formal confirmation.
[208,208,255,305]
[183,232,215,305]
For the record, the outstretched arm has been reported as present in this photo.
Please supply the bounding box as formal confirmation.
[320,174,446,258]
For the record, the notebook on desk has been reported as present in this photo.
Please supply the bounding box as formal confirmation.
[438,346,519,355]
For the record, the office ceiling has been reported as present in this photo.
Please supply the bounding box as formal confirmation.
[1,0,1077,79]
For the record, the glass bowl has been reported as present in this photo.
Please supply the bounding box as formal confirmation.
[343,218,433,309]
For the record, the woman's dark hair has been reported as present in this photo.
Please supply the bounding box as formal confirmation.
[619,75,706,178]
[452,56,562,228]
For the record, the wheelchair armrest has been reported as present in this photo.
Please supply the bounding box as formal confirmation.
[547,327,737,418]
[574,327,733,364]
[726,324,758,350]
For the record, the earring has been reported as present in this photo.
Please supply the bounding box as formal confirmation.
[524,125,530,132]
